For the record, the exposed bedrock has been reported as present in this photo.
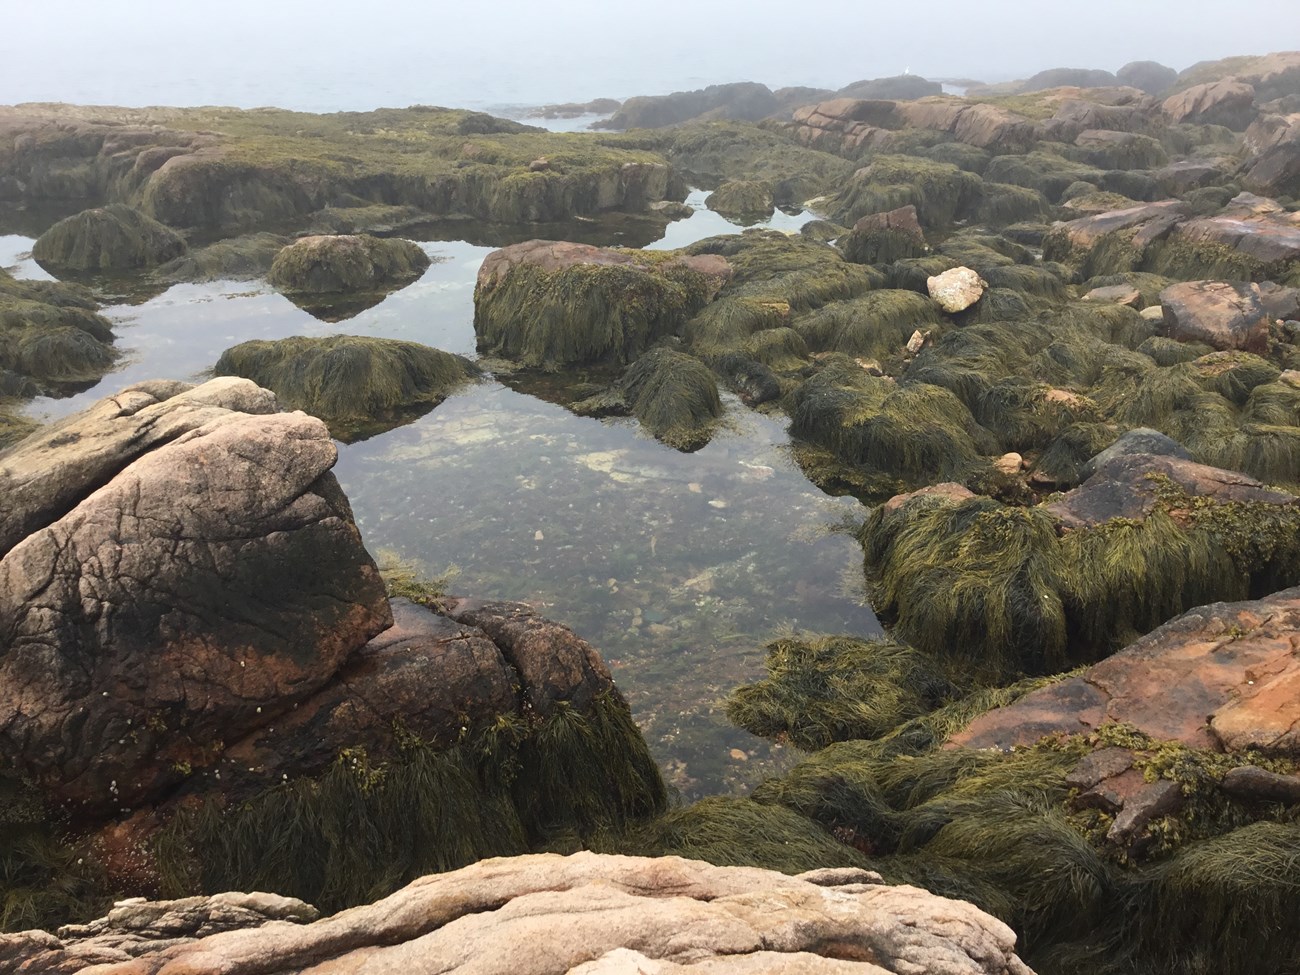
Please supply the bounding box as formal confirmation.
[0,853,1034,975]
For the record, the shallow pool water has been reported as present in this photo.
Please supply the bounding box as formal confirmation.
[4,196,879,797]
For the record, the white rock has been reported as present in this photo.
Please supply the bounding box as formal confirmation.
[927,266,988,313]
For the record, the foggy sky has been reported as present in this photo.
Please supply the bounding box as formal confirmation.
[1,0,1296,111]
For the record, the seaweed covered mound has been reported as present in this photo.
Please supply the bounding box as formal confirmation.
[213,335,478,441]
[0,268,116,394]
[268,234,431,294]
[636,587,1300,975]
[574,346,724,451]
[474,240,731,369]
[31,204,187,272]
[704,179,775,222]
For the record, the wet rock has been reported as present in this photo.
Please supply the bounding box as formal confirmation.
[840,205,927,264]
[927,265,987,312]
[953,586,1300,755]
[1045,453,1295,531]
[1153,159,1232,196]
[1080,428,1193,480]
[1073,767,1147,814]
[1065,746,1137,791]
[705,180,774,222]
[1219,766,1300,804]
[31,204,187,272]
[1083,284,1142,306]
[648,200,694,220]
[1159,281,1271,354]
[1116,60,1179,95]
[213,335,479,441]
[1168,210,1300,273]
[268,234,430,295]
[1042,200,1190,270]
[1073,129,1168,170]
[1107,779,1184,845]
[474,240,729,369]
[0,378,392,814]
[1161,81,1258,129]
[5,852,1032,975]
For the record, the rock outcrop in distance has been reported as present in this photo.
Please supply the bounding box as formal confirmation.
[0,853,1034,975]
[0,104,686,234]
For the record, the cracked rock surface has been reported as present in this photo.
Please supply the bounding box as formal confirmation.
[0,378,392,815]
[0,853,1034,975]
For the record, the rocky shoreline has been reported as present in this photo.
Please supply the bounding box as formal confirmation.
[3,48,1300,974]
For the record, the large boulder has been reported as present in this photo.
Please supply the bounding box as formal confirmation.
[839,205,927,264]
[1159,280,1271,353]
[473,240,730,369]
[31,204,187,273]
[0,853,1033,975]
[953,585,1300,755]
[268,234,430,294]
[1021,67,1118,92]
[213,335,479,441]
[1160,81,1258,129]
[0,378,392,814]
[789,99,900,157]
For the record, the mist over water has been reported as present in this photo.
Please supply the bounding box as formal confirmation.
[2,0,1295,112]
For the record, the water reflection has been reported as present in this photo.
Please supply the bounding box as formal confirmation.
[3,196,875,796]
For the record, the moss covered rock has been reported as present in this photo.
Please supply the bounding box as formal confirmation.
[268,234,430,294]
[474,240,730,369]
[31,203,186,272]
[0,268,116,391]
[156,232,291,283]
[213,335,477,441]
[704,179,774,222]
[575,346,724,451]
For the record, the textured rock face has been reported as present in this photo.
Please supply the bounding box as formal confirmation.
[789,99,900,156]
[1,853,1034,975]
[1161,81,1258,129]
[1043,453,1296,530]
[705,180,775,221]
[1160,280,1271,353]
[31,204,187,272]
[0,378,392,814]
[953,586,1300,756]
[927,266,987,313]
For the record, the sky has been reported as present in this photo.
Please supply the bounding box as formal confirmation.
[1,0,1296,112]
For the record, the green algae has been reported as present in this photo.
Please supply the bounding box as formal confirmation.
[213,335,478,441]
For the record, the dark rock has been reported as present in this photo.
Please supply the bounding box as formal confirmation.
[1065,747,1137,792]
[1219,765,1300,804]
[1107,779,1184,845]
[836,75,943,100]
[1045,453,1295,531]
[1160,281,1271,354]
[596,82,778,130]
[1243,141,1300,198]
[1074,767,1147,814]
[1116,61,1179,95]
[1022,67,1119,92]
[1080,428,1193,479]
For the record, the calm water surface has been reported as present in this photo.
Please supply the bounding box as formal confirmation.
[2,194,880,797]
